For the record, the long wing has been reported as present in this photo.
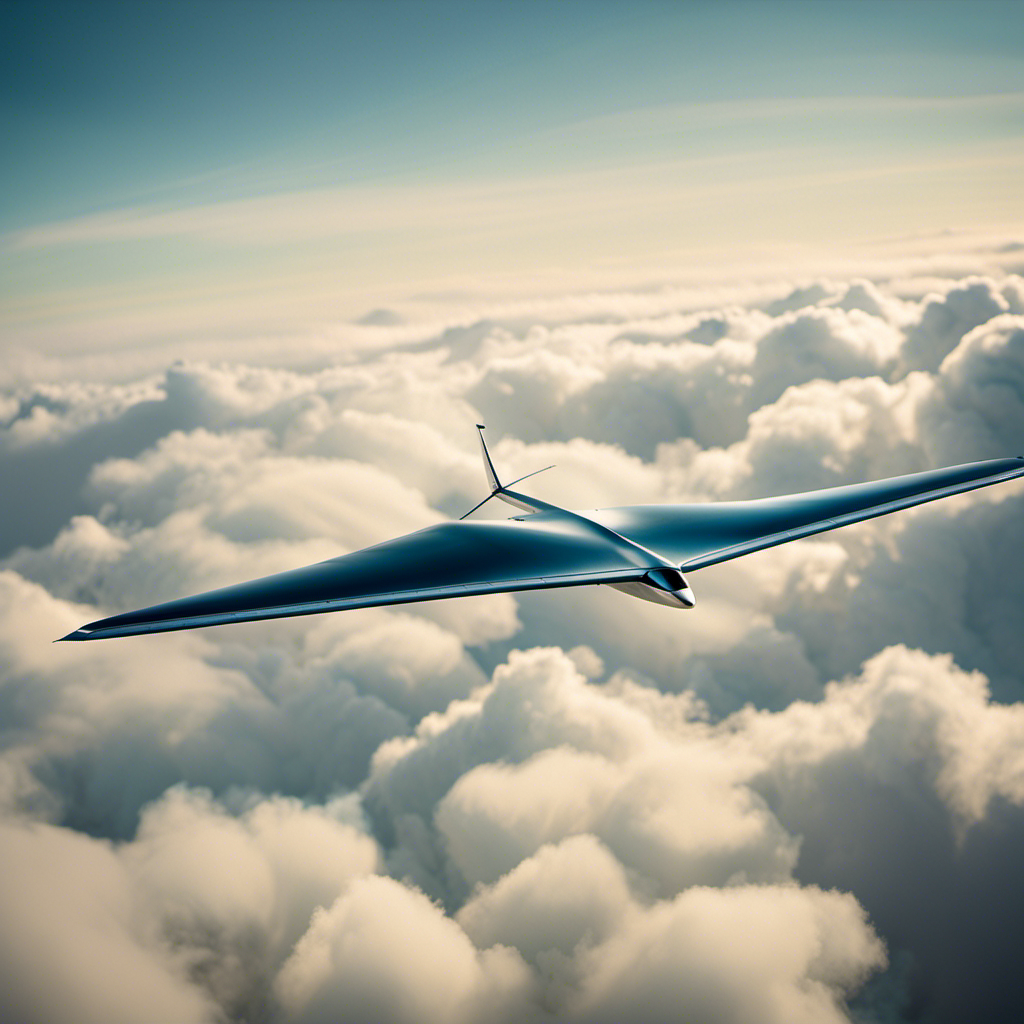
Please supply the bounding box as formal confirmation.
[60,518,648,640]
[586,457,1024,570]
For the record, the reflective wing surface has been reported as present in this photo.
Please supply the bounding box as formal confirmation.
[61,456,1024,641]
[586,457,1024,570]
[61,519,648,640]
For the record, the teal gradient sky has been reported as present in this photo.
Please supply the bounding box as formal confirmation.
[3,0,1024,354]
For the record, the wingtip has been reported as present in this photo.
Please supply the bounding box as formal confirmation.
[56,627,93,642]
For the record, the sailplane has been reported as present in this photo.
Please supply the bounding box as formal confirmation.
[60,427,1024,641]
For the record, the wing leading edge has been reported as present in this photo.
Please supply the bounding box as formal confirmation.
[59,518,649,641]
[586,457,1024,570]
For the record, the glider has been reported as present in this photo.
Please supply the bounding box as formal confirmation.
[59,427,1024,641]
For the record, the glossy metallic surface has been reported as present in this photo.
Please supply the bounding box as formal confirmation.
[60,454,1024,641]
[586,457,1024,569]
[59,519,650,640]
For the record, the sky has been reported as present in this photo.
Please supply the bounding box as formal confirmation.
[3,0,1024,358]
[3,3,1024,1023]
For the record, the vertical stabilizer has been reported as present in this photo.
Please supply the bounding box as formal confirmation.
[477,424,502,492]
[460,425,557,519]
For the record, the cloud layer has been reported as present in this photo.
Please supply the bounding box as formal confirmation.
[2,255,1024,1022]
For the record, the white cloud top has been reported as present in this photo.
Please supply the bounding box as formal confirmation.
[2,253,1024,1022]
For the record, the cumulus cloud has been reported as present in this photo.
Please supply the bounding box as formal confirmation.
[0,819,218,1024]
[275,874,532,1024]
[899,277,1011,374]
[737,646,1024,1022]
[0,787,378,1024]
[3,256,1024,1023]
[572,884,884,1024]
[748,306,901,409]
[919,312,1024,464]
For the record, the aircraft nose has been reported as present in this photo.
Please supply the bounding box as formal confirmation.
[679,587,696,608]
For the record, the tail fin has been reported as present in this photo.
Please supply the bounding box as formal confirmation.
[477,425,502,492]
[460,425,555,519]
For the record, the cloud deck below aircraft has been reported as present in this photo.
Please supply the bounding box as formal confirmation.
[2,256,1024,1022]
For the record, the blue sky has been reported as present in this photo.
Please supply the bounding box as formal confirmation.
[3,0,1024,351]
[5,0,1023,224]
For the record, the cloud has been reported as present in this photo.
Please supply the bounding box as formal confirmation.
[899,277,1011,374]
[0,787,379,1024]
[275,875,531,1024]
[0,819,218,1024]
[456,833,632,966]
[749,306,901,407]
[735,645,1024,1022]
[3,259,1024,1022]
[919,312,1024,463]
[125,787,378,1014]
[571,884,883,1024]
[457,837,885,1024]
